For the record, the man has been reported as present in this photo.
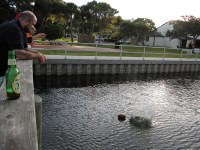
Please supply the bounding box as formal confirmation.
[15,13,46,47]
[0,10,46,86]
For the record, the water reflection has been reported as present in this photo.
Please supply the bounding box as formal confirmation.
[34,72,200,150]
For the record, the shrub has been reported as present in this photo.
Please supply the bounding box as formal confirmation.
[38,23,64,41]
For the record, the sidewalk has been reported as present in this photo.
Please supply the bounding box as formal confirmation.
[45,55,200,63]
[33,44,122,52]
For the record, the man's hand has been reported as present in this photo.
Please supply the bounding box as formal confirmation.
[37,53,46,64]
[32,33,46,40]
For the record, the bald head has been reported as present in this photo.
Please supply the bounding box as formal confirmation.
[18,11,37,23]
[17,10,37,33]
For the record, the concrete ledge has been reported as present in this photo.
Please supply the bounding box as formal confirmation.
[0,60,38,150]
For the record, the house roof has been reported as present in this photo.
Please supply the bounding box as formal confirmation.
[157,20,176,29]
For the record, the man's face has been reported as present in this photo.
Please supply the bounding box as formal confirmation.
[31,26,36,34]
[23,19,36,33]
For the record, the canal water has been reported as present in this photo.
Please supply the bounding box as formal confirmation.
[34,73,200,150]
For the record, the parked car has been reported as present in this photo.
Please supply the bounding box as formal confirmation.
[115,39,131,45]
[95,35,104,41]
[123,39,131,44]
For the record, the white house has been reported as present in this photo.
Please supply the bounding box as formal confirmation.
[145,22,179,48]
[145,21,198,49]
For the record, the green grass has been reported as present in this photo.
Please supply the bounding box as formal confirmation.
[37,43,200,59]
[40,50,96,56]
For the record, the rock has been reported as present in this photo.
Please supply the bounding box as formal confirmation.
[118,114,126,121]
[129,116,152,128]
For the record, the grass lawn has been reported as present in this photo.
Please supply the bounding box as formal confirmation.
[36,41,200,59]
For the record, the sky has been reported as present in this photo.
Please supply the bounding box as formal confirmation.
[63,0,200,27]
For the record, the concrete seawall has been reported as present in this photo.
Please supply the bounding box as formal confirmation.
[0,60,38,150]
[33,57,200,75]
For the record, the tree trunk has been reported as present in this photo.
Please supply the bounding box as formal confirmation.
[70,15,74,42]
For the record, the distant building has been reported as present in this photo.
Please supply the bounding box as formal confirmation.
[145,21,200,48]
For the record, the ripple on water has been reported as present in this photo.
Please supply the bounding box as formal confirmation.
[36,78,200,150]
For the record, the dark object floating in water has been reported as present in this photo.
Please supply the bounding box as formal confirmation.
[129,116,152,128]
[118,114,126,121]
